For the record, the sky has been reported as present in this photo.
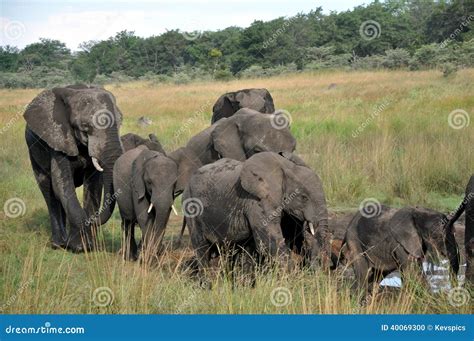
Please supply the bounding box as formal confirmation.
[0,0,368,50]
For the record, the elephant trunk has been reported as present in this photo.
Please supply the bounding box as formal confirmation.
[89,130,123,226]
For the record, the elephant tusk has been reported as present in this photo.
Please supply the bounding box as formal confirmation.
[91,157,104,172]
[147,203,153,214]
[309,222,315,236]
[172,205,178,215]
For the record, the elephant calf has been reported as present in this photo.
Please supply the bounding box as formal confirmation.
[113,145,177,261]
[121,133,165,154]
[344,206,459,293]
[211,88,275,123]
[184,151,330,280]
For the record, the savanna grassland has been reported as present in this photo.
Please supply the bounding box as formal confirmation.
[1,69,473,314]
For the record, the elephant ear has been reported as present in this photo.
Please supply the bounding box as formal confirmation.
[212,95,236,123]
[240,153,283,209]
[132,148,154,200]
[279,152,308,167]
[23,88,79,156]
[389,207,424,258]
[211,118,246,161]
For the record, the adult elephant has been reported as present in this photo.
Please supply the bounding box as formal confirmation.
[169,108,296,196]
[344,206,459,293]
[211,88,275,123]
[24,85,123,252]
[446,175,473,282]
[121,133,165,154]
[183,152,330,280]
[113,146,177,262]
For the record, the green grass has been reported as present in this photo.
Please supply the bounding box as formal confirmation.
[1,69,473,314]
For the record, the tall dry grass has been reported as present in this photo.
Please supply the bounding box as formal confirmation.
[0,69,473,313]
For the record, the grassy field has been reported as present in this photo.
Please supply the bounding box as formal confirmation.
[0,69,473,314]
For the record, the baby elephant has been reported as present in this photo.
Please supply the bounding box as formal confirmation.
[184,151,330,279]
[344,206,459,293]
[113,145,177,261]
[121,133,166,154]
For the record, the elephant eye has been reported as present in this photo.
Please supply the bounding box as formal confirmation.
[301,195,309,202]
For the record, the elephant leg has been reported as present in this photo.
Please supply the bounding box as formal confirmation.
[83,170,102,219]
[465,206,474,282]
[121,219,138,261]
[30,156,67,247]
[50,153,91,252]
[188,217,212,288]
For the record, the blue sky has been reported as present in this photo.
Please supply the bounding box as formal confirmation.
[1,0,368,50]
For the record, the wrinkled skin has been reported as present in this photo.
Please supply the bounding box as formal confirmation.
[328,212,355,269]
[121,133,165,154]
[446,174,474,283]
[169,108,296,196]
[184,152,330,282]
[24,85,123,252]
[113,146,177,261]
[211,88,275,123]
[344,206,459,293]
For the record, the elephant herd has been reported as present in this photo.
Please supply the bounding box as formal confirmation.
[23,84,473,294]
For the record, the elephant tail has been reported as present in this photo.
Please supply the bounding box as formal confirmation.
[177,217,187,245]
[445,198,467,230]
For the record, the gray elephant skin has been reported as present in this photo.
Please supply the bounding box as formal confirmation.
[446,174,473,282]
[113,146,177,261]
[183,152,330,279]
[344,206,459,292]
[24,85,123,252]
[121,132,165,154]
[169,108,296,196]
[211,88,275,123]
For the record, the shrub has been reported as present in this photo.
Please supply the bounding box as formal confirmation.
[383,49,410,69]
[214,69,233,81]
[441,63,458,77]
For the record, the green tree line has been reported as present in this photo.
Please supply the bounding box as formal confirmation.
[1,0,473,88]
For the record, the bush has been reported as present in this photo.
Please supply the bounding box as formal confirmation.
[441,63,458,77]
[383,49,410,69]
[214,69,233,81]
